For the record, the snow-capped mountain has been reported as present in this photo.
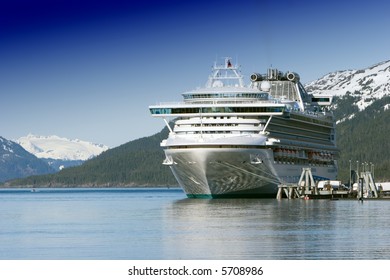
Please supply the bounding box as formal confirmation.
[17,134,109,161]
[0,136,54,183]
[304,59,390,181]
[305,60,390,111]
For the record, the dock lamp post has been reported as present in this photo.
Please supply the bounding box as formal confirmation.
[349,160,352,190]
[356,161,359,178]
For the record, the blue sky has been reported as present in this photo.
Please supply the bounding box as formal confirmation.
[1,0,389,147]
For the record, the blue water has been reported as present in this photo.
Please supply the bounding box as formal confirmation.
[1,188,390,260]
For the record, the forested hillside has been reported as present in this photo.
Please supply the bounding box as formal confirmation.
[335,95,390,182]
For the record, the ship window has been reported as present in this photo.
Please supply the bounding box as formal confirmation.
[150,108,172,114]
[312,97,330,102]
[157,106,285,115]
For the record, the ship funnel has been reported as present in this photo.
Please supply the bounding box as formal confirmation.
[267,68,283,80]
[286,72,300,82]
[250,73,263,82]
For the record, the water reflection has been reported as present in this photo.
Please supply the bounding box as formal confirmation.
[162,199,390,259]
[1,189,390,260]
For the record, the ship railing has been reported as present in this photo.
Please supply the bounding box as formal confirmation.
[155,100,283,106]
[210,100,280,105]
[157,101,187,106]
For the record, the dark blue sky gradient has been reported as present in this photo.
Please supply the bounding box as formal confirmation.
[1,0,389,147]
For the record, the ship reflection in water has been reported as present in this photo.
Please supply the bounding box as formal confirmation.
[162,198,390,259]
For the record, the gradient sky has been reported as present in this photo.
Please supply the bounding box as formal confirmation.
[1,0,389,147]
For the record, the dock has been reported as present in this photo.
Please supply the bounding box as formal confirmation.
[276,168,382,200]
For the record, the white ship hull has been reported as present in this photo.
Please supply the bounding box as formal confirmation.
[164,146,337,198]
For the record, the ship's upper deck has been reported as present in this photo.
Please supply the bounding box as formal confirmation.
[149,58,333,119]
[182,57,265,103]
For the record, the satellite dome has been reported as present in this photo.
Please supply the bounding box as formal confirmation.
[260,81,271,92]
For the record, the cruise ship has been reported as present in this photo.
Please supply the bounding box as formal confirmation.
[149,58,338,198]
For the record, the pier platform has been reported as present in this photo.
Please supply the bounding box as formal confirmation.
[276,168,380,200]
